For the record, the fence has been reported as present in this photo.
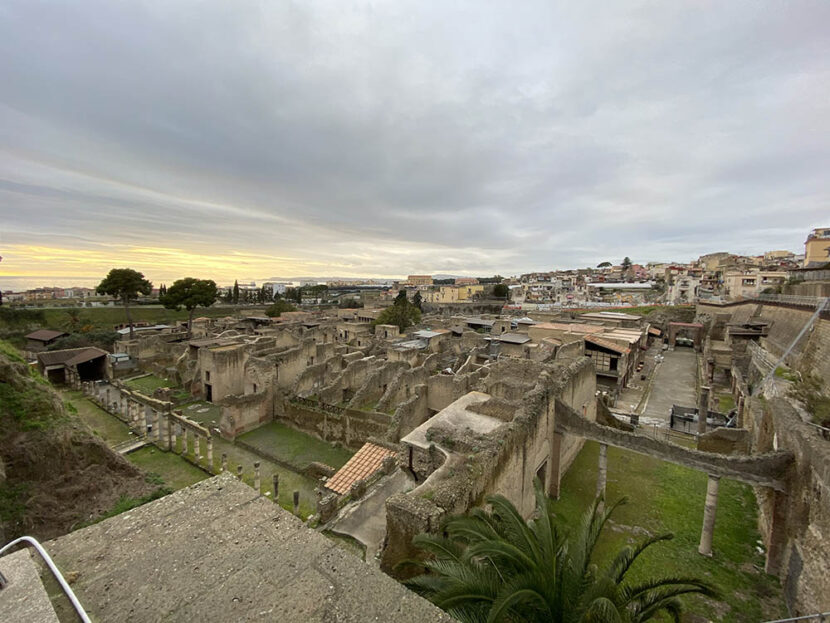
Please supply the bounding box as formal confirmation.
[669,405,729,434]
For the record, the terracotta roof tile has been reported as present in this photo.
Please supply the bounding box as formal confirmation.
[585,335,631,354]
[325,442,396,495]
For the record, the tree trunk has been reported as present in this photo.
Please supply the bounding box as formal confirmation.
[187,307,195,340]
[124,298,134,339]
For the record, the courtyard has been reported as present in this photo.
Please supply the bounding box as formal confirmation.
[554,440,786,622]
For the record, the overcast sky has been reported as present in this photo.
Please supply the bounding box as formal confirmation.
[1,1,828,288]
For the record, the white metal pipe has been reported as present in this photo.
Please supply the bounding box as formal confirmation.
[0,535,92,623]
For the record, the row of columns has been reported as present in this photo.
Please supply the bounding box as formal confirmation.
[80,382,306,518]
[593,442,721,558]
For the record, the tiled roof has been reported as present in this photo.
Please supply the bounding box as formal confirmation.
[585,335,630,354]
[37,347,98,367]
[325,442,396,495]
[26,329,67,342]
[65,347,108,367]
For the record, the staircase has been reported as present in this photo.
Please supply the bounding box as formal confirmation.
[0,536,90,622]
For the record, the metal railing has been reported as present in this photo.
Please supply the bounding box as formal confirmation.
[0,535,91,622]
[762,612,830,622]
[753,294,830,310]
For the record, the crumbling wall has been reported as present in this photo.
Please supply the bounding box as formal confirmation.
[381,357,596,576]
[220,392,273,438]
[698,427,750,454]
[280,402,391,450]
[347,360,409,410]
[744,398,830,615]
[200,344,247,401]
[387,386,430,442]
[426,373,476,413]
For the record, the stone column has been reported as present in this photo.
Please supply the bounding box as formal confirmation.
[596,443,608,509]
[764,489,789,575]
[221,453,228,472]
[549,432,564,499]
[737,395,745,428]
[180,426,188,456]
[697,385,710,435]
[206,437,214,472]
[698,474,720,556]
[167,416,176,451]
[153,411,161,443]
[293,490,300,515]
[236,464,244,481]
[272,474,280,501]
[254,462,261,492]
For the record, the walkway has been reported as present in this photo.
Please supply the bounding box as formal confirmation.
[330,470,413,562]
[44,474,453,622]
[642,348,698,422]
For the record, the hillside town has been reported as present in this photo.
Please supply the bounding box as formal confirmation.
[5,227,829,310]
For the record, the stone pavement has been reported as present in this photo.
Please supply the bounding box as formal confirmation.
[642,348,698,422]
[45,473,453,622]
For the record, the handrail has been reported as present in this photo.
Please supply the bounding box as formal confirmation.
[0,535,91,623]
[762,612,830,622]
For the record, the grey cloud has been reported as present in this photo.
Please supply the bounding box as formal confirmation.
[1,0,828,281]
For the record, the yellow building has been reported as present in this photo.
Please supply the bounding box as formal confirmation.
[425,285,484,303]
[804,227,830,267]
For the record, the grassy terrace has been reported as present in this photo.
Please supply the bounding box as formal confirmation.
[127,446,209,490]
[554,441,786,622]
[179,400,223,428]
[59,387,339,518]
[238,421,354,472]
[62,389,132,446]
[124,374,174,394]
[171,434,320,518]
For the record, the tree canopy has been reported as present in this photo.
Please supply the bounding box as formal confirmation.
[374,300,421,332]
[96,268,152,339]
[597,261,612,268]
[407,483,717,623]
[160,277,218,338]
[492,283,510,299]
[622,257,633,270]
[265,299,297,317]
[96,268,152,302]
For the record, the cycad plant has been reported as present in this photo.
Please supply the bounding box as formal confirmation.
[406,483,718,622]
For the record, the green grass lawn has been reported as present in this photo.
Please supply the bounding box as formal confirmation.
[124,374,174,394]
[238,421,353,472]
[62,390,132,446]
[126,446,209,490]
[718,393,736,413]
[195,436,320,518]
[553,441,786,622]
[179,400,223,428]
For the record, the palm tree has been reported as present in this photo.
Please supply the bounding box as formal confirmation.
[406,483,717,623]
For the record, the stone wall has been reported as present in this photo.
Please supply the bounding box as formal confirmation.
[279,402,391,450]
[381,357,596,576]
[698,299,830,382]
[220,392,272,438]
[744,398,830,615]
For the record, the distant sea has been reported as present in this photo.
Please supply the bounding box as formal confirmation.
[0,276,108,292]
